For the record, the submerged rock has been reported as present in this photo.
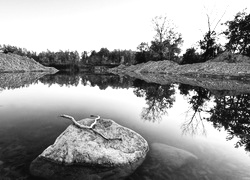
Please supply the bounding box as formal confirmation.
[150,143,198,168]
[30,117,148,179]
[132,143,198,180]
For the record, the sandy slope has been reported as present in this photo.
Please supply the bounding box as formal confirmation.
[0,53,58,73]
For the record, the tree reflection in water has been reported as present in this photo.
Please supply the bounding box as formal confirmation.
[179,84,212,136]
[179,84,250,152]
[208,94,250,152]
[133,79,175,122]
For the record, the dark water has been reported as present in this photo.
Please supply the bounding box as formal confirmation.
[0,72,250,180]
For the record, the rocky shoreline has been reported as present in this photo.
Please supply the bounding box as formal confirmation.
[109,60,250,80]
[108,52,250,93]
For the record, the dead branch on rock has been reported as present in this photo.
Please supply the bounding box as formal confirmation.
[60,114,97,129]
[60,114,122,141]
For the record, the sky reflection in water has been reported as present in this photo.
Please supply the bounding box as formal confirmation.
[0,72,250,179]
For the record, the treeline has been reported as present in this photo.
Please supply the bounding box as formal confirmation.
[39,72,134,90]
[81,48,135,66]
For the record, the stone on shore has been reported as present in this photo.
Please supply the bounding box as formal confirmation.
[30,117,148,179]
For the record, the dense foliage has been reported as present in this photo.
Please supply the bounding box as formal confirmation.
[180,48,202,64]
[223,10,250,56]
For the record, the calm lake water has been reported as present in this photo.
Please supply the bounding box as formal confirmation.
[1,72,250,180]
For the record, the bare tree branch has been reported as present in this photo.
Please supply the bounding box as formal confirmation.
[60,115,122,141]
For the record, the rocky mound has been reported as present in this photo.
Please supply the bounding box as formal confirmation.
[109,53,250,78]
[207,51,250,63]
[0,53,58,73]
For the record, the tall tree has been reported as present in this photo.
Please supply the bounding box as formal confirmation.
[151,15,183,61]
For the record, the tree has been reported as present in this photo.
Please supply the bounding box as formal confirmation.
[223,10,250,56]
[181,48,202,64]
[135,42,151,64]
[151,15,183,61]
[98,48,109,57]
[199,30,218,61]
[199,8,227,61]
[90,50,97,57]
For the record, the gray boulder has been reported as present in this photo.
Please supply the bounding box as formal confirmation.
[30,117,148,179]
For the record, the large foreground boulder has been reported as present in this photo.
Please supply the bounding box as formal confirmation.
[30,117,148,179]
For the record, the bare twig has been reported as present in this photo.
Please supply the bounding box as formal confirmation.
[60,114,97,129]
[213,5,228,32]
[60,114,122,141]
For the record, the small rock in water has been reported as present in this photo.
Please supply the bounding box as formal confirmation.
[0,160,3,165]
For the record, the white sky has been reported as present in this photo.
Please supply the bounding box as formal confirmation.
[0,0,249,54]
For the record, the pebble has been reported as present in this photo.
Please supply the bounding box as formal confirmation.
[0,160,4,165]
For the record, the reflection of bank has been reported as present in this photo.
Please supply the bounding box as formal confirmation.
[0,72,51,90]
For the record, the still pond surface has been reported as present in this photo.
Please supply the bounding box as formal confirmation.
[0,72,250,180]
